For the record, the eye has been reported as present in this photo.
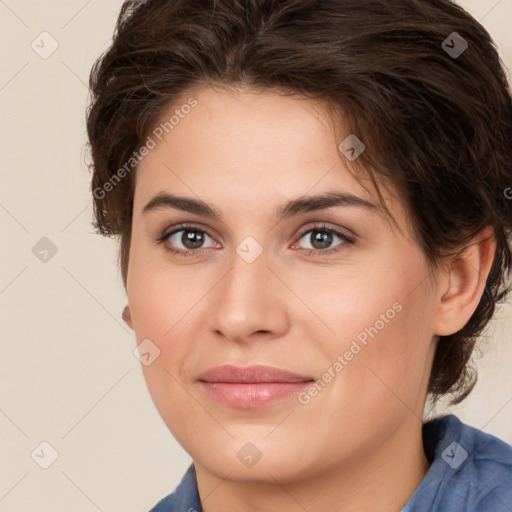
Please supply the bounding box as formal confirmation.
[293,224,355,256]
[155,222,355,258]
[156,224,218,256]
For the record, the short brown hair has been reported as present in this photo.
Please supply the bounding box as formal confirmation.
[86,0,512,404]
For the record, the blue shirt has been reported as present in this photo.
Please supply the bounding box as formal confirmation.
[149,414,512,511]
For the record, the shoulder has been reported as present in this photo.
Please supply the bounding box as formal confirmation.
[149,492,175,512]
[148,463,201,512]
[455,416,512,510]
[421,414,512,511]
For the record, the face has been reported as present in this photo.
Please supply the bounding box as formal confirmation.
[126,86,439,483]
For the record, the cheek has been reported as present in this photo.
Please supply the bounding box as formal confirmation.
[127,242,206,338]
[283,265,406,350]
[126,245,217,386]
[335,284,434,414]
[294,260,434,401]
[126,254,188,402]
[128,270,200,439]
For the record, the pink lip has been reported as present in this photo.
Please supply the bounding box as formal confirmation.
[197,364,313,383]
[196,364,314,408]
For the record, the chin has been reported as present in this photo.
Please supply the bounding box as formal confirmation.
[188,434,318,485]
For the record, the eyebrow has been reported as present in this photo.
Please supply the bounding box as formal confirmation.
[141,191,379,221]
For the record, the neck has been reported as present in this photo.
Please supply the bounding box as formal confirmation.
[195,414,430,512]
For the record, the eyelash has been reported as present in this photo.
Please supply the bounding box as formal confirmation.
[155,222,356,258]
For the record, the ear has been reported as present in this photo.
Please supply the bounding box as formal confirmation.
[122,305,134,330]
[434,227,496,337]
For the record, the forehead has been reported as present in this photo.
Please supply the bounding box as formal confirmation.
[138,86,342,175]
[133,86,405,230]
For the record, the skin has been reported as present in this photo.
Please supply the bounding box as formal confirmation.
[122,86,496,511]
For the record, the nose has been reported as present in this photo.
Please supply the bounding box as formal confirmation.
[206,247,290,344]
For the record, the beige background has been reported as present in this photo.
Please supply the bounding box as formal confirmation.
[1,0,511,510]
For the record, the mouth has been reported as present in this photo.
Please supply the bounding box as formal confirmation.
[196,364,315,408]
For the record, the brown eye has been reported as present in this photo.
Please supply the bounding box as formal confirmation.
[304,230,335,250]
[297,228,351,252]
[165,228,216,251]
[155,223,220,257]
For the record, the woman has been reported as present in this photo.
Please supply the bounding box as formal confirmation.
[86,0,512,510]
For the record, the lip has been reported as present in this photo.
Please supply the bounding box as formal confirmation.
[196,364,314,383]
[196,364,314,408]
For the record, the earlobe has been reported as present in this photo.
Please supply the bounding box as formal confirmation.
[122,304,133,329]
[434,227,496,337]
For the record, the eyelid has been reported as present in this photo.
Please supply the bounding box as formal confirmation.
[157,222,219,246]
[156,221,356,257]
[289,223,356,256]
[154,223,218,259]
[293,222,356,244]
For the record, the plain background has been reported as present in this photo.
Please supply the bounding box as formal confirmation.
[1,0,511,510]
